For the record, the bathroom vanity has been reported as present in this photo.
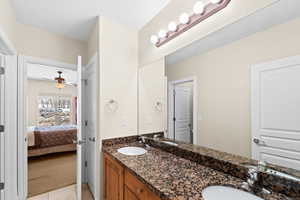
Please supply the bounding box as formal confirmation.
[102,135,299,200]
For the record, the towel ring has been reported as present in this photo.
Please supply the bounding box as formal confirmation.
[106,99,118,113]
[155,101,163,112]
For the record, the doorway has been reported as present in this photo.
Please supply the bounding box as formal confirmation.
[25,58,79,198]
[17,56,95,200]
[168,77,198,144]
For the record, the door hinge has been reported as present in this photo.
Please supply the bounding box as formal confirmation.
[173,90,176,96]
[0,182,4,190]
[85,120,88,126]
[0,67,4,75]
[85,161,88,167]
[173,117,176,121]
[84,79,88,86]
[0,125,4,132]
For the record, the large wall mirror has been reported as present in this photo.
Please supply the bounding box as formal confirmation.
[138,0,300,178]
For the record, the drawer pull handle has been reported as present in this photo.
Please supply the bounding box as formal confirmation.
[137,188,143,194]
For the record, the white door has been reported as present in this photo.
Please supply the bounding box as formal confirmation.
[252,56,300,170]
[174,85,193,143]
[0,54,5,200]
[84,60,97,197]
[76,56,83,200]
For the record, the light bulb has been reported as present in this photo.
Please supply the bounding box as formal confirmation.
[150,35,158,44]
[193,1,205,14]
[168,22,178,32]
[179,13,190,24]
[211,0,222,4]
[158,30,167,38]
[56,82,64,89]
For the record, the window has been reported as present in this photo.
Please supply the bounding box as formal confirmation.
[37,95,76,126]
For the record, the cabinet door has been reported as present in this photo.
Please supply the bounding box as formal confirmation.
[125,170,161,200]
[124,186,139,200]
[104,153,124,200]
[147,190,161,200]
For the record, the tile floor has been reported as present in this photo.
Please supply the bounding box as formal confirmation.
[28,184,93,200]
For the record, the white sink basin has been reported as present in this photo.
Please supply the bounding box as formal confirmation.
[117,147,147,156]
[202,186,263,200]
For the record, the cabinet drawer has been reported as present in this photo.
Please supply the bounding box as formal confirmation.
[125,170,147,199]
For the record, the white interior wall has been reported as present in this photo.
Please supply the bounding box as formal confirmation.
[139,58,165,134]
[99,16,138,140]
[86,16,138,199]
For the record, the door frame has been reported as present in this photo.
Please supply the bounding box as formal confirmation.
[17,55,77,199]
[0,28,18,200]
[168,76,198,145]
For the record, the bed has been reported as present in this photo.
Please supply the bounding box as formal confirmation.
[27,125,77,157]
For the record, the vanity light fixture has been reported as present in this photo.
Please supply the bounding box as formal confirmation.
[150,35,159,44]
[168,22,178,32]
[211,0,222,4]
[150,0,231,47]
[193,1,205,14]
[179,13,190,24]
[158,30,167,38]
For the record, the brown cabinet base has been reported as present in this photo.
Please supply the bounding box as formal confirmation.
[104,153,161,200]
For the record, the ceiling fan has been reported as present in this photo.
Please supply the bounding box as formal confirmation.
[54,71,65,89]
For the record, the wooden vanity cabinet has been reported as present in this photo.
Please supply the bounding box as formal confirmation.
[104,153,124,200]
[104,153,161,200]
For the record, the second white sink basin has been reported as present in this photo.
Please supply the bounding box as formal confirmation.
[117,147,147,156]
[202,186,263,200]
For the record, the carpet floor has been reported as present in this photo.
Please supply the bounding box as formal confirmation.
[28,151,77,197]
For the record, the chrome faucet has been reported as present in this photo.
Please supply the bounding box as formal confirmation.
[242,167,271,195]
[247,168,258,189]
[139,136,146,143]
[153,134,161,140]
[139,136,150,148]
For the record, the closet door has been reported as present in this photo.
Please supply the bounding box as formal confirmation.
[252,56,300,170]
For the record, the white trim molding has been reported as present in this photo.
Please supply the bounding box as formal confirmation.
[23,56,77,70]
[0,26,18,200]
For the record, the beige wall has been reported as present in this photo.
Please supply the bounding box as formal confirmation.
[27,79,77,126]
[16,23,87,64]
[0,0,17,48]
[139,0,277,66]
[87,20,99,62]
[96,16,138,199]
[166,18,300,157]
[139,58,165,134]
[99,16,138,139]
[0,0,86,64]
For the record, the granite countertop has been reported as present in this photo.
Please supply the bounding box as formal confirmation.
[103,141,289,200]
